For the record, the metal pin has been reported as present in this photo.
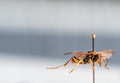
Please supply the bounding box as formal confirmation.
[91,34,96,83]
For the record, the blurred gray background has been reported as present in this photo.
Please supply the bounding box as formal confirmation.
[0,0,120,83]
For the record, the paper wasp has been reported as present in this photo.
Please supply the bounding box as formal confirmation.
[47,50,115,73]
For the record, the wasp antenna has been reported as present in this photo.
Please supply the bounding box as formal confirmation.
[64,52,73,55]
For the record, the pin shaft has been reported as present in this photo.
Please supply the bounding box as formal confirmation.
[91,34,96,83]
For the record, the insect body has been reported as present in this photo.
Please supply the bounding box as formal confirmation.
[47,50,115,73]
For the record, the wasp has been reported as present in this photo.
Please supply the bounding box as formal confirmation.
[47,50,115,73]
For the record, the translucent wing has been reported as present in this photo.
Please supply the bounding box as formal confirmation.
[96,50,115,59]
[64,51,87,59]
[96,50,115,68]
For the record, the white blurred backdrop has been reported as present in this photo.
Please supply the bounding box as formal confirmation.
[0,0,120,83]
[0,0,120,35]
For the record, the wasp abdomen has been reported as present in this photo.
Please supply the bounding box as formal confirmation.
[72,56,79,63]
[72,56,86,64]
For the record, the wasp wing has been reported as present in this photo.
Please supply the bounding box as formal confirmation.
[96,50,115,68]
[96,50,115,59]
[64,52,87,59]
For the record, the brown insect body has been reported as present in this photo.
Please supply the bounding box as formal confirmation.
[71,52,97,64]
[47,50,114,73]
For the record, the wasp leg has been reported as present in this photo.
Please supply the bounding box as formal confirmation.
[47,58,72,69]
[89,58,95,71]
[101,59,109,69]
[98,55,102,67]
[105,57,109,68]
[69,60,83,73]
[101,56,109,69]
[97,59,101,67]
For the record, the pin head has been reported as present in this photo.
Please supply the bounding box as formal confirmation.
[91,34,96,38]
